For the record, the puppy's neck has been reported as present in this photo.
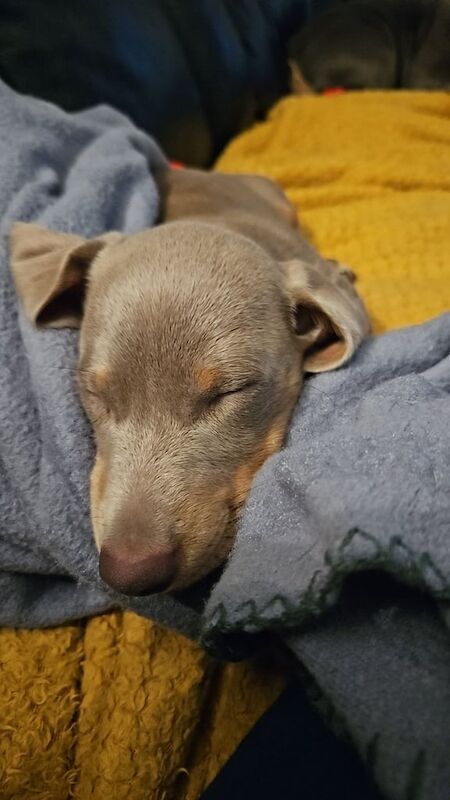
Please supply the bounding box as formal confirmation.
[158,166,320,264]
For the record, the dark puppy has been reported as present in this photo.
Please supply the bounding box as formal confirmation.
[289,0,450,92]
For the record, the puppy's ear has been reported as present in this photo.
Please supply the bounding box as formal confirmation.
[288,59,313,95]
[9,223,122,328]
[281,258,370,372]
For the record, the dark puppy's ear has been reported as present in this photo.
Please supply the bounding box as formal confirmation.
[281,257,370,372]
[10,223,122,328]
[288,59,313,95]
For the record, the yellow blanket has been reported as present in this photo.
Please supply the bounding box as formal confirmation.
[1,91,449,799]
[217,91,450,333]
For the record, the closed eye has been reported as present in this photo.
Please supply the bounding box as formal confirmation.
[207,379,259,406]
[79,385,111,421]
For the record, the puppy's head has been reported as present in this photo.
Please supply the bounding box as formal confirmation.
[10,219,368,594]
[288,6,397,93]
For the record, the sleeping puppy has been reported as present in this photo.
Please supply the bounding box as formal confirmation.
[10,168,370,596]
[289,0,450,92]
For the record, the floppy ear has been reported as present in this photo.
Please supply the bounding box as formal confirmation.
[281,258,370,372]
[9,223,122,328]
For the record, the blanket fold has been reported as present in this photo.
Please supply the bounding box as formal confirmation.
[200,313,450,800]
[202,313,450,646]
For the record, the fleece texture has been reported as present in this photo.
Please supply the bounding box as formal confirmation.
[1,89,449,798]
[202,312,450,800]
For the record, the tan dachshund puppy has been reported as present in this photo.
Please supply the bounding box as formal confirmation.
[10,168,370,595]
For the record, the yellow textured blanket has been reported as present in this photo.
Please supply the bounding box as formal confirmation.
[218,91,450,333]
[1,91,449,799]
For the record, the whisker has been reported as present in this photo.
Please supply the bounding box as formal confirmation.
[303,381,331,398]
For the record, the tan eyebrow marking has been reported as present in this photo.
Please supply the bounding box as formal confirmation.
[93,368,110,392]
[195,367,223,394]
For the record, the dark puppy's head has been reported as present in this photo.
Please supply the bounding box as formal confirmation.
[289,4,397,92]
[10,214,368,595]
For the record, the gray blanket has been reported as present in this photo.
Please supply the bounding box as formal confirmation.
[1,80,449,800]
[202,313,450,800]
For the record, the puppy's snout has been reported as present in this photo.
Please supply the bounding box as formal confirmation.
[99,543,177,596]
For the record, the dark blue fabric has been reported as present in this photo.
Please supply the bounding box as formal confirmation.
[201,680,382,800]
[0,0,309,166]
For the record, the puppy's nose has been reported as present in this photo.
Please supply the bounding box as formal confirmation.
[98,544,177,596]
